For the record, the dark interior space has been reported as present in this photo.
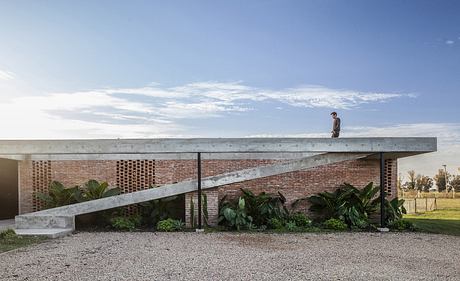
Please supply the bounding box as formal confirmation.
[0,158,18,219]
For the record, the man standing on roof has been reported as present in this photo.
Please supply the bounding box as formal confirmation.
[331,112,341,138]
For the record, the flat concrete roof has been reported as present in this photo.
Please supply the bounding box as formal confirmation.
[0,137,437,155]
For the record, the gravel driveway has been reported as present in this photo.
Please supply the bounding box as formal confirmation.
[1,232,459,280]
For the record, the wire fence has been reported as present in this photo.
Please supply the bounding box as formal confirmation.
[403,198,437,214]
[399,190,457,199]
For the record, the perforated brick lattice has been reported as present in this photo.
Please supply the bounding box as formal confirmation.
[116,160,156,192]
[116,160,156,214]
[32,160,52,211]
[384,159,396,197]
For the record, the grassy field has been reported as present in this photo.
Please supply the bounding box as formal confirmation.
[404,198,460,236]
[0,229,46,253]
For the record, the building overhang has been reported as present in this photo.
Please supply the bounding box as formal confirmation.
[0,137,436,160]
[0,137,438,154]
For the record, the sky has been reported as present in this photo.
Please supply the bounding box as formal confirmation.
[0,0,459,179]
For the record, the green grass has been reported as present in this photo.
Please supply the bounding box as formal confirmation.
[0,229,47,253]
[404,199,460,236]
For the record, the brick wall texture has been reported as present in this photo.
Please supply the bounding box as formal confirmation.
[18,157,397,227]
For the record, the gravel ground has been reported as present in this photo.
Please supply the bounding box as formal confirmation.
[1,231,459,281]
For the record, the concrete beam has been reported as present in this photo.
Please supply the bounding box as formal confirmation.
[0,152,319,161]
[22,152,369,218]
[0,137,436,155]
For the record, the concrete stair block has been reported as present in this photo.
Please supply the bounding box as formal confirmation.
[15,215,75,230]
[14,228,73,238]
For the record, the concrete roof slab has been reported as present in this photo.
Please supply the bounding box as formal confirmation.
[0,137,437,155]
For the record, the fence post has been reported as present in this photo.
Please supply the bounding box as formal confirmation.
[425,198,428,212]
[197,152,202,231]
[414,198,417,213]
[379,152,385,228]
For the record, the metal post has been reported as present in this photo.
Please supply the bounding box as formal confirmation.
[197,152,202,230]
[443,164,448,194]
[380,152,385,228]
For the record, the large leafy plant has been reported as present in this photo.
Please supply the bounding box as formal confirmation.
[218,197,253,230]
[76,180,121,202]
[240,189,289,226]
[301,182,406,228]
[139,195,183,226]
[300,182,381,228]
[383,197,406,223]
[36,181,79,209]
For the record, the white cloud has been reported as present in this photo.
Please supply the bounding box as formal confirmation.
[445,40,455,45]
[0,70,15,81]
[0,82,407,139]
[0,78,455,177]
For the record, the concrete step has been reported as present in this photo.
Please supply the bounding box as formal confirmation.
[14,228,73,238]
[15,215,75,230]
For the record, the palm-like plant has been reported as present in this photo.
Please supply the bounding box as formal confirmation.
[383,197,407,223]
[139,195,180,226]
[77,180,121,202]
[36,181,79,209]
[304,182,381,228]
[240,189,289,226]
[219,197,253,230]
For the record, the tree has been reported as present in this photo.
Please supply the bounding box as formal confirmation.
[434,169,450,192]
[450,175,460,192]
[415,175,433,192]
[404,170,417,190]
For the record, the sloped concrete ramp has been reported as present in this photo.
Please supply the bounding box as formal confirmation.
[15,152,369,238]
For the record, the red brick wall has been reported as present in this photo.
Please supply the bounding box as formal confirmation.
[217,159,380,205]
[385,159,397,199]
[155,158,383,226]
[185,190,219,227]
[18,158,396,228]
[50,160,117,187]
[19,160,118,213]
[18,159,33,214]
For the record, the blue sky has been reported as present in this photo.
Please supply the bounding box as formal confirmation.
[0,0,459,177]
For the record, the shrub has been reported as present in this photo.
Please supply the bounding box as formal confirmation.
[305,182,379,228]
[110,215,142,231]
[240,189,289,226]
[36,181,80,209]
[36,180,121,210]
[140,195,183,227]
[285,221,298,232]
[77,180,121,202]
[156,218,185,232]
[389,219,414,231]
[295,182,406,229]
[289,213,312,228]
[323,218,347,231]
[268,217,284,229]
[0,229,17,240]
[218,197,253,230]
[384,198,407,224]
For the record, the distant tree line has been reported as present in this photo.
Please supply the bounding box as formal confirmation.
[400,169,460,192]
